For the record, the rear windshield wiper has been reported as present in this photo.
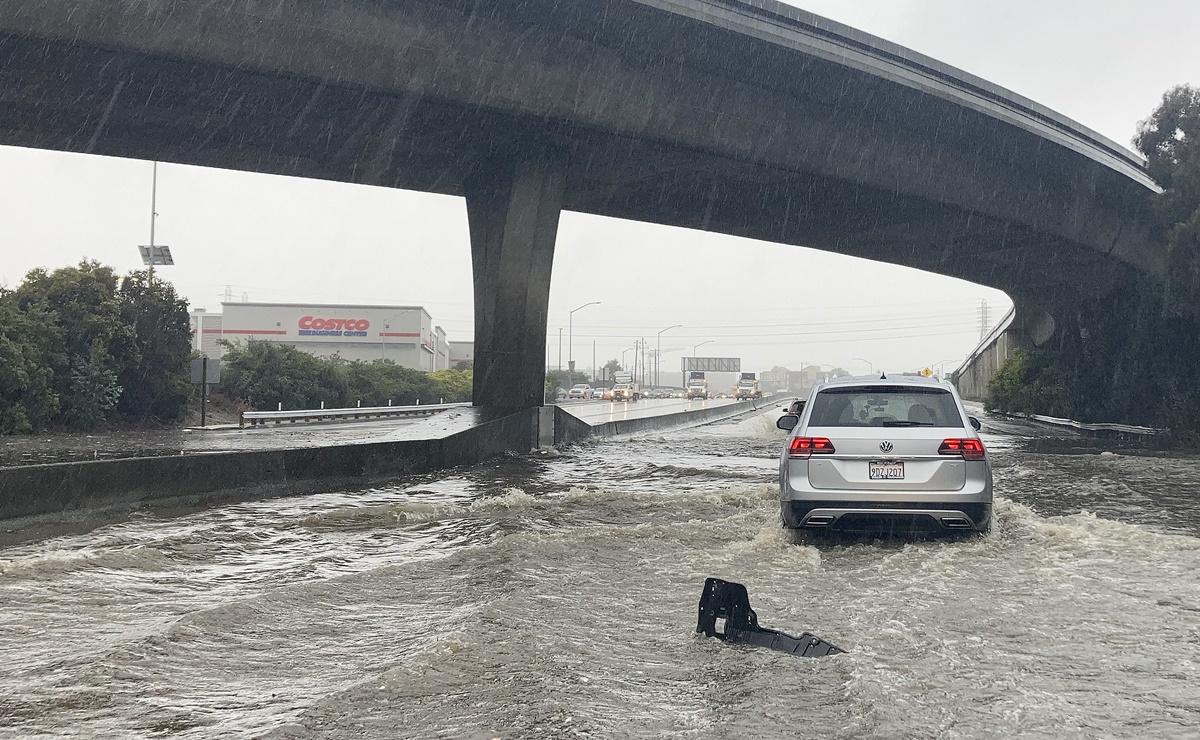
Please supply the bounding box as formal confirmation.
[881,420,931,427]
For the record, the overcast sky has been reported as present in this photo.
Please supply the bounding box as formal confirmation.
[1,0,1195,378]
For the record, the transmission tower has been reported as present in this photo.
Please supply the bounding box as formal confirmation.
[978,300,990,339]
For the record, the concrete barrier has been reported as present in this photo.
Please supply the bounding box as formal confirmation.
[0,396,777,523]
[554,395,785,446]
[0,408,538,522]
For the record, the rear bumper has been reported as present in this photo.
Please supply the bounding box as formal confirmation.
[781,499,991,532]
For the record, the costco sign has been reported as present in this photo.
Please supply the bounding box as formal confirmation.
[298,316,370,337]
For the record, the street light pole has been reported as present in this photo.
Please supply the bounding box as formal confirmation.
[687,340,714,386]
[852,357,874,374]
[148,161,157,284]
[569,301,601,383]
[380,309,415,361]
[656,324,682,387]
[933,359,959,378]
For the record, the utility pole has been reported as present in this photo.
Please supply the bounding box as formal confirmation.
[558,328,563,372]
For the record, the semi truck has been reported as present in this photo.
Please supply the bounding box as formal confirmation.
[611,371,641,402]
[734,372,762,400]
[686,371,710,400]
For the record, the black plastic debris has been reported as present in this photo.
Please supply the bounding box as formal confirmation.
[696,578,845,658]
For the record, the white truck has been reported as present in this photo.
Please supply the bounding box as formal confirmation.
[611,371,641,402]
[734,373,762,400]
[686,371,710,400]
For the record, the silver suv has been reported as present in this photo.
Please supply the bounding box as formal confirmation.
[776,375,992,538]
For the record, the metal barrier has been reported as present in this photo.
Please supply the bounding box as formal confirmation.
[239,402,470,428]
[1010,412,1159,437]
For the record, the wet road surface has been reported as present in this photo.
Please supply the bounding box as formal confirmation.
[1,409,1198,738]
[0,399,733,469]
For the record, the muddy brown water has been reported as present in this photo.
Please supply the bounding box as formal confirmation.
[1,409,1197,738]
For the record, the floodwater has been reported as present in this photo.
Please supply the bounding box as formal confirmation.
[1,409,1198,738]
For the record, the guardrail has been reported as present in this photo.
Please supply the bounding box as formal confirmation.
[239,402,469,428]
[955,304,1017,377]
[1006,412,1160,438]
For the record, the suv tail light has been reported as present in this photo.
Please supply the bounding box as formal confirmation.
[939,438,985,460]
[788,437,835,458]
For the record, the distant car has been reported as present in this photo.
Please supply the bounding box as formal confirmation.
[596,387,613,401]
[567,383,594,399]
[555,387,568,401]
[776,375,992,538]
[780,398,806,416]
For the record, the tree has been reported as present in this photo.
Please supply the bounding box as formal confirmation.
[545,369,574,401]
[115,271,193,422]
[1136,84,1200,314]
[602,358,621,381]
[12,260,131,429]
[0,292,62,433]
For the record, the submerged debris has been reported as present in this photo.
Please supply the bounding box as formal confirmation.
[696,578,845,658]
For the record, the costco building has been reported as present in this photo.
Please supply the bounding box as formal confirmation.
[191,302,452,371]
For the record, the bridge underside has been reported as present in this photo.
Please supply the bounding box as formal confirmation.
[0,0,1161,407]
[0,33,1143,297]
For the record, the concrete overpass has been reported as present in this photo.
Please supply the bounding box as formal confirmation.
[0,0,1163,408]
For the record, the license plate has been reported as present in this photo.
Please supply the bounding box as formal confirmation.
[869,460,904,480]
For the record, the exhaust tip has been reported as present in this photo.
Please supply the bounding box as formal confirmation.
[805,515,835,526]
[940,517,972,529]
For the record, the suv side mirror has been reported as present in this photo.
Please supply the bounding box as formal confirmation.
[968,416,982,431]
[776,414,799,431]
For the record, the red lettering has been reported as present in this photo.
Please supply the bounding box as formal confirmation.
[298,316,370,332]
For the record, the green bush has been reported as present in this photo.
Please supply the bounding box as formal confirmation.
[985,349,1072,418]
[218,341,472,410]
[0,261,191,434]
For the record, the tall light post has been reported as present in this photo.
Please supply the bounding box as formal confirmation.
[686,340,714,384]
[380,309,415,361]
[933,359,960,378]
[811,362,837,384]
[137,161,174,283]
[569,301,601,382]
[656,324,682,386]
[851,357,873,374]
[622,346,635,370]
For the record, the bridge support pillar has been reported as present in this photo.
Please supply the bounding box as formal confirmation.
[465,153,565,410]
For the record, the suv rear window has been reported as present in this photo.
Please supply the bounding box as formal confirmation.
[807,386,962,427]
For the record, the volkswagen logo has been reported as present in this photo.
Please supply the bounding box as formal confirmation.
[879,441,894,453]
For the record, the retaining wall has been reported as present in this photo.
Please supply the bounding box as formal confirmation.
[955,330,1017,402]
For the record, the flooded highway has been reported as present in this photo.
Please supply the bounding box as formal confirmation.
[1,408,1198,739]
